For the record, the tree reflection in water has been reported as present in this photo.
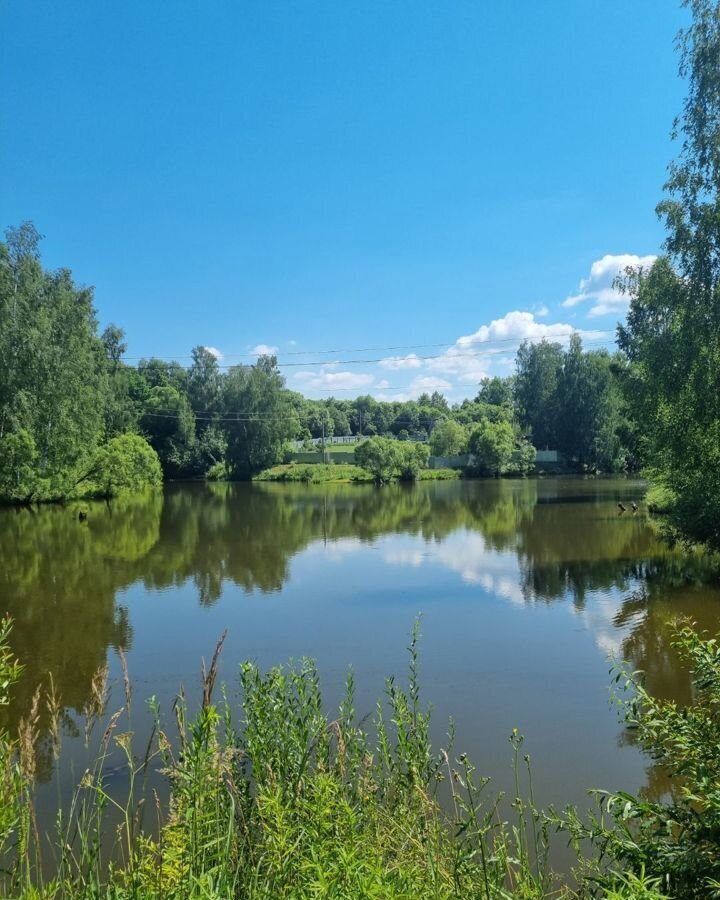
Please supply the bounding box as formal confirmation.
[1,477,718,788]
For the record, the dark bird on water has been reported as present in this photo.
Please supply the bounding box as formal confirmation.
[78,510,87,522]
[618,502,627,513]
[631,501,638,512]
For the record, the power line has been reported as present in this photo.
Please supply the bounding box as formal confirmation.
[141,411,446,423]
[121,334,616,371]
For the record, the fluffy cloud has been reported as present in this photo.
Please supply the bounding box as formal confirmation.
[203,346,223,360]
[562,254,657,318]
[425,311,601,384]
[292,370,375,391]
[250,343,279,356]
[378,353,423,370]
[409,375,452,393]
[455,310,584,348]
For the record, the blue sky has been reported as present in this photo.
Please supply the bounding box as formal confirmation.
[1,1,687,400]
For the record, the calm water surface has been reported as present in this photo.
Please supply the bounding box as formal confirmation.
[2,477,720,823]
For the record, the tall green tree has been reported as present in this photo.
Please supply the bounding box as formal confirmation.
[556,336,625,470]
[0,223,108,500]
[514,340,564,449]
[140,385,197,478]
[618,0,720,549]
[222,356,297,479]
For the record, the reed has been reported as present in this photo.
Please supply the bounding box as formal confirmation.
[0,617,672,899]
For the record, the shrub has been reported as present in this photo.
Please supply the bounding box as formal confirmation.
[559,623,720,898]
[206,461,229,481]
[82,433,163,498]
[468,420,515,476]
[354,438,429,483]
[397,442,430,481]
[354,437,400,483]
[507,439,536,476]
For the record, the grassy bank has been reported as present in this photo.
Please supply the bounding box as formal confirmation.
[255,463,461,483]
[4,616,717,897]
[255,463,374,483]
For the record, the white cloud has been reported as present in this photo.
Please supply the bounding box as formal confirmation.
[250,343,279,357]
[535,304,550,317]
[426,311,601,385]
[562,254,657,318]
[375,379,391,389]
[455,310,583,348]
[409,375,452,393]
[203,346,223,360]
[378,353,423,370]
[383,533,524,603]
[292,370,375,391]
[288,339,297,346]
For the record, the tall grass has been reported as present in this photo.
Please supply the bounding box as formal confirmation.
[0,617,670,899]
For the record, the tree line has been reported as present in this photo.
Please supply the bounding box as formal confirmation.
[0,226,640,503]
[0,223,637,501]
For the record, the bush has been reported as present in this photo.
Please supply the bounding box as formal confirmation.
[206,461,229,481]
[354,438,429,483]
[468,420,515,476]
[507,439,536,476]
[560,623,720,898]
[397,442,430,481]
[354,437,400,483]
[82,433,163,498]
[646,482,676,514]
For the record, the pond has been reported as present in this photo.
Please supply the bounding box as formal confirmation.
[2,476,720,827]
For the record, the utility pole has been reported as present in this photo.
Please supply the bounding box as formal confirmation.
[321,416,326,462]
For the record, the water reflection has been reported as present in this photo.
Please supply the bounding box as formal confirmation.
[1,478,719,790]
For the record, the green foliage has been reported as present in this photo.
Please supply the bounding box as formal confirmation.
[469,419,515,476]
[0,224,108,502]
[222,356,299,480]
[477,375,515,409]
[645,482,676,515]
[0,622,572,898]
[0,219,641,500]
[509,439,537,476]
[354,438,429,483]
[419,467,461,480]
[255,463,372,483]
[1,601,719,898]
[616,0,720,549]
[0,429,39,502]
[140,385,197,478]
[79,433,162,498]
[515,336,631,472]
[396,441,430,481]
[515,340,564,450]
[429,418,468,456]
[206,460,230,481]
[354,437,400,483]
[559,624,720,899]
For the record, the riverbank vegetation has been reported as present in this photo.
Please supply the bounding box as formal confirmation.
[614,0,720,552]
[0,228,637,504]
[3,617,720,898]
